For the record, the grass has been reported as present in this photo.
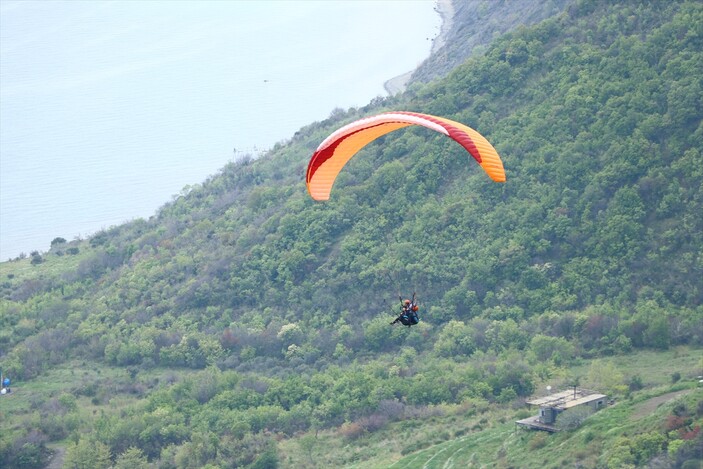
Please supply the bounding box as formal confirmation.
[0,240,92,304]
[305,385,703,469]
[0,241,89,279]
[388,424,516,469]
[0,359,199,444]
[567,346,702,386]
[2,342,701,468]
[277,347,703,469]
[277,405,570,468]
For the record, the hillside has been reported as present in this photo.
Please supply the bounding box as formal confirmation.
[407,0,577,87]
[385,0,577,94]
[1,0,702,468]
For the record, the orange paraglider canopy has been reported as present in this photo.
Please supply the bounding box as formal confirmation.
[306,111,505,201]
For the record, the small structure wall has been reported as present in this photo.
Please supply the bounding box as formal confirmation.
[516,388,607,432]
[539,406,558,424]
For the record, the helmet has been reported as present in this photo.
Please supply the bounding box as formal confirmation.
[404,299,411,305]
[412,305,419,311]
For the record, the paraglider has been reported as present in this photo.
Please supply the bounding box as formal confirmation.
[391,292,420,326]
[306,111,506,201]
[306,112,506,327]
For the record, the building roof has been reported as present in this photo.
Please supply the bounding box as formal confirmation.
[526,389,607,410]
[560,394,607,409]
[527,390,575,406]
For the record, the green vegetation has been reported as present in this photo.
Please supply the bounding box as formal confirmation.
[1,0,702,467]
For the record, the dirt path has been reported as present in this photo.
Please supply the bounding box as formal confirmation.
[631,389,693,420]
[47,445,66,469]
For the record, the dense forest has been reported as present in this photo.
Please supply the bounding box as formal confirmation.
[1,0,702,467]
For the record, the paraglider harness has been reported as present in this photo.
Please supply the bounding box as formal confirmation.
[391,292,419,326]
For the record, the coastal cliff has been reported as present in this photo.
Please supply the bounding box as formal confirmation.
[384,0,576,94]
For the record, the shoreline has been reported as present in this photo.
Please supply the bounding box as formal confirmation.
[383,0,454,95]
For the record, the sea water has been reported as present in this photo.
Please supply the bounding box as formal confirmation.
[0,0,442,259]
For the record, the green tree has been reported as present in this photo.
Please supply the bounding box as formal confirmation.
[529,334,575,364]
[433,320,476,357]
[249,443,279,469]
[113,447,149,469]
[585,359,627,396]
[63,439,111,469]
[298,433,317,467]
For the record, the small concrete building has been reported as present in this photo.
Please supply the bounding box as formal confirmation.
[516,388,607,432]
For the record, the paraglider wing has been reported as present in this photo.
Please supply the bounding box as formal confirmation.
[306,111,505,201]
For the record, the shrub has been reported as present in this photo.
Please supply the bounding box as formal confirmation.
[377,399,405,421]
[249,445,279,469]
[401,440,431,455]
[51,237,67,246]
[357,413,388,433]
[529,432,548,450]
[628,374,644,391]
[665,415,688,432]
[338,422,365,440]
